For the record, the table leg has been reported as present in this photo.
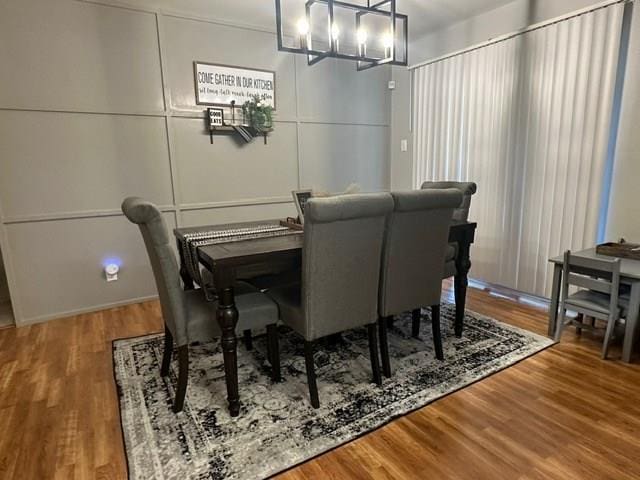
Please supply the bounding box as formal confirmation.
[217,283,240,416]
[622,282,640,363]
[454,242,471,338]
[548,264,562,337]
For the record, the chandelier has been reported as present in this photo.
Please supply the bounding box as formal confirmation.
[275,0,408,71]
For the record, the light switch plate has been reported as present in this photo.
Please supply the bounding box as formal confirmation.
[400,139,408,152]
[388,80,396,90]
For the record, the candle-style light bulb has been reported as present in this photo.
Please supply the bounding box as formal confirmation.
[297,18,310,49]
[382,31,394,58]
[331,23,340,51]
[357,28,368,57]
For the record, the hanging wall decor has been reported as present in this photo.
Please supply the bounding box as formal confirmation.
[195,62,276,145]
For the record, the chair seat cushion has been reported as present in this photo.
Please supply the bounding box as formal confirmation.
[246,268,301,291]
[441,244,458,279]
[443,260,457,279]
[566,290,628,317]
[445,243,457,261]
[266,285,304,335]
[184,288,279,344]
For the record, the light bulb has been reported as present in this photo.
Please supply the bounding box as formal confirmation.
[382,31,394,49]
[297,18,310,36]
[357,28,368,45]
[331,23,340,40]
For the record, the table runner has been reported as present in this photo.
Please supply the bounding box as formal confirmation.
[178,223,302,290]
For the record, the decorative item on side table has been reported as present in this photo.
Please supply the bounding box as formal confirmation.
[242,95,274,144]
[596,239,640,260]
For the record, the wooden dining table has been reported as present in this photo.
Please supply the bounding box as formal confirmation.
[175,219,477,416]
[548,248,640,362]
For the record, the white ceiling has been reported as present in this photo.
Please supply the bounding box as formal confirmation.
[127,0,516,40]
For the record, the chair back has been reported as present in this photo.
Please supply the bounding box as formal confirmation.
[379,189,462,317]
[301,193,394,340]
[421,181,477,222]
[122,197,187,344]
[561,250,621,319]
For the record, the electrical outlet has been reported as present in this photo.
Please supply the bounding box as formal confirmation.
[400,139,408,152]
[388,80,396,90]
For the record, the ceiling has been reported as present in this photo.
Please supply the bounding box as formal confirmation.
[127,0,516,41]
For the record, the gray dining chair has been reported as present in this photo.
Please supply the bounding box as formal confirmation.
[421,182,477,334]
[378,189,462,377]
[267,193,394,408]
[122,197,280,413]
[421,181,477,276]
[421,181,477,222]
[554,250,628,359]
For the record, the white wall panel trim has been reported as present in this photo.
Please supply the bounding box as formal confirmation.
[181,198,294,212]
[76,0,282,36]
[1,207,177,225]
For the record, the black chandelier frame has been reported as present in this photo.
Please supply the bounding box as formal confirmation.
[275,0,408,71]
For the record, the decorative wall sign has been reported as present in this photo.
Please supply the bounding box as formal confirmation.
[208,108,224,128]
[194,62,276,108]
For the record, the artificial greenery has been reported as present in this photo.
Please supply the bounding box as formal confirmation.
[242,95,274,132]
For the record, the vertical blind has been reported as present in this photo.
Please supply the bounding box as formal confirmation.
[412,2,626,297]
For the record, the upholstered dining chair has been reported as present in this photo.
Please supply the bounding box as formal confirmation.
[421,181,477,275]
[122,197,280,413]
[421,182,477,325]
[267,193,394,408]
[554,250,628,359]
[378,189,462,377]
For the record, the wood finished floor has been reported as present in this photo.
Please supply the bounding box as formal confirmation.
[0,283,639,479]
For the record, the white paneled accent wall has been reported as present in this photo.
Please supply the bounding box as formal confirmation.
[0,0,391,325]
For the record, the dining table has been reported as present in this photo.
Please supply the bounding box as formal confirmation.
[174,219,477,416]
[548,248,640,362]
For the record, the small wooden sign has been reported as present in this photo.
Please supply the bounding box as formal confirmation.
[208,108,224,127]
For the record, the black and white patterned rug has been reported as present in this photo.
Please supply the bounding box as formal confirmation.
[113,304,553,479]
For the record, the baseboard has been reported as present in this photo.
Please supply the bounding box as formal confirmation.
[15,295,159,327]
[468,278,551,310]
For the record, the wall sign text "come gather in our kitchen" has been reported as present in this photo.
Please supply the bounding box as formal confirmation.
[194,62,276,109]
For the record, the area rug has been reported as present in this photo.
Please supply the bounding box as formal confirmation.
[113,304,553,479]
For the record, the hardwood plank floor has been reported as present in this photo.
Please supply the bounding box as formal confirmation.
[0,283,638,479]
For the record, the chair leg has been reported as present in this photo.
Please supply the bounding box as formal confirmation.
[368,323,383,386]
[412,309,422,338]
[554,309,566,342]
[173,345,189,413]
[378,316,392,378]
[431,305,444,361]
[304,341,320,409]
[160,327,173,377]
[267,324,281,382]
[243,329,253,350]
[576,314,584,336]
[602,316,617,360]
